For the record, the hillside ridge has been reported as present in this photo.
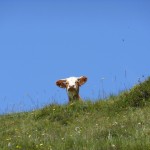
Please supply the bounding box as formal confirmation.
[0,77,150,149]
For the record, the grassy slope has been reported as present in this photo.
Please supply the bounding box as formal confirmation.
[1,78,150,150]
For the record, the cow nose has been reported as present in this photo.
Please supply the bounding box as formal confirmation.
[69,85,75,88]
[68,85,76,90]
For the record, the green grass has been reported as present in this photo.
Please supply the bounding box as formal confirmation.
[1,77,150,150]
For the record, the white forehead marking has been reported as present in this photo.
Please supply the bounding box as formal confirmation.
[66,77,78,85]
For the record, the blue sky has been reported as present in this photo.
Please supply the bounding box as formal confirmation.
[0,0,150,113]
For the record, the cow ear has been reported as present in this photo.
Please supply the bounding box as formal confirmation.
[56,79,67,88]
[78,76,87,86]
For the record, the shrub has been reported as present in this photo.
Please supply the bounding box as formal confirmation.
[118,77,150,107]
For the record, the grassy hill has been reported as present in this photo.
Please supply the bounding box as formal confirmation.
[1,77,150,150]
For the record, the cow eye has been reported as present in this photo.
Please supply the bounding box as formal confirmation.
[75,81,79,84]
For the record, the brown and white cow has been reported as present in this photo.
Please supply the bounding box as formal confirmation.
[56,76,87,102]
